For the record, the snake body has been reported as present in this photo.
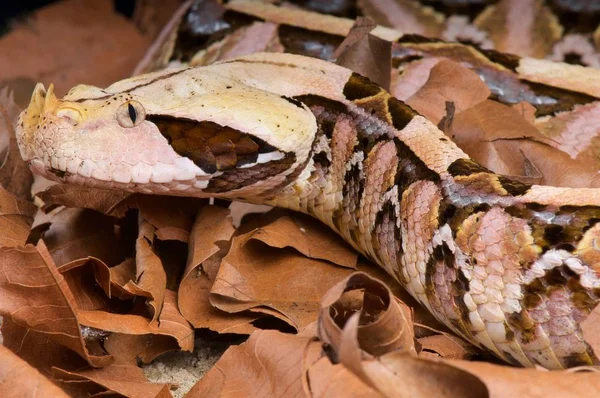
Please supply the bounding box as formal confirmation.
[16,51,600,370]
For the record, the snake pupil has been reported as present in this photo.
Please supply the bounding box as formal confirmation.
[128,103,137,123]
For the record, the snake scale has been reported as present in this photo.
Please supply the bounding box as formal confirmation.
[14,4,600,371]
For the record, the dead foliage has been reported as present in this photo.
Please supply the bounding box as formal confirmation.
[1,1,600,397]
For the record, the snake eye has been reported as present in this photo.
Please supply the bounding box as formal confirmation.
[117,100,145,128]
[57,107,82,126]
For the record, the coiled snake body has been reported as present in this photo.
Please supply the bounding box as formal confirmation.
[16,52,600,369]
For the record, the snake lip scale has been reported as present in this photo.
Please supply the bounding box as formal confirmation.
[16,51,600,370]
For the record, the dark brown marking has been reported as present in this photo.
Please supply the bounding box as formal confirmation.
[478,48,521,72]
[281,95,304,108]
[148,115,278,174]
[205,152,296,193]
[387,97,418,130]
[278,24,342,60]
[343,73,382,101]
[497,176,532,196]
[447,158,491,177]
[293,94,348,114]
[393,138,440,195]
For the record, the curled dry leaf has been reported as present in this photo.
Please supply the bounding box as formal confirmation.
[79,290,194,363]
[210,210,355,331]
[130,216,167,322]
[0,344,69,398]
[0,185,36,247]
[449,100,600,188]
[319,272,416,358]
[338,314,488,398]
[406,59,490,124]
[0,241,112,367]
[178,205,263,334]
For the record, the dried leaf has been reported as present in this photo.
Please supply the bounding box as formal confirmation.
[248,210,357,268]
[0,344,69,398]
[418,334,473,360]
[127,216,167,322]
[0,89,33,198]
[187,330,311,397]
[210,211,355,331]
[0,0,153,96]
[52,362,172,398]
[43,208,127,267]
[406,60,490,124]
[474,0,562,58]
[358,0,444,38]
[78,290,194,363]
[338,314,488,397]
[449,100,600,187]
[449,359,600,397]
[334,17,392,90]
[0,185,36,247]
[137,195,205,242]
[178,205,262,333]
[0,242,112,367]
[38,184,133,217]
[318,272,416,358]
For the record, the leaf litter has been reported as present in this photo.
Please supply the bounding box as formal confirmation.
[1,1,600,397]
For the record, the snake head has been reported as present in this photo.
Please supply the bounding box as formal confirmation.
[16,67,317,199]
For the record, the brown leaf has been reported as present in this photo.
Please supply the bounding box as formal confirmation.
[417,334,473,360]
[406,60,491,124]
[449,359,600,397]
[336,313,488,397]
[0,242,112,367]
[137,195,206,242]
[53,362,172,398]
[334,17,392,90]
[42,208,127,267]
[474,0,562,58]
[449,100,600,188]
[126,216,167,322]
[0,344,69,398]
[319,272,416,358]
[0,0,153,97]
[210,212,355,331]
[0,185,36,247]
[187,330,312,397]
[359,0,445,38]
[38,184,133,217]
[248,209,357,268]
[178,205,262,333]
[79,290,194,363]
[0,89,33,199]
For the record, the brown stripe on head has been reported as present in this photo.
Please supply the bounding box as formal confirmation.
[148,115,277,174]
[343,73,382,100]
